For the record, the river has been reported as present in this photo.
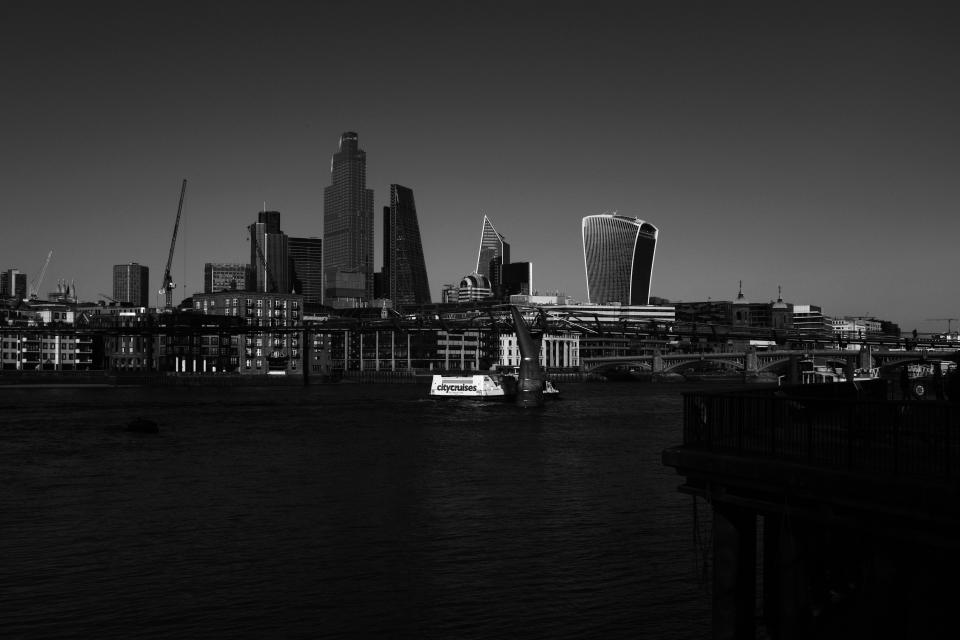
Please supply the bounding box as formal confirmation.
[1,381,711,638]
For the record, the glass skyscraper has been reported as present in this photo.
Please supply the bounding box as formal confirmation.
[323,131,374,302]
[475,215,510,294]
[383,184,431,307]
[582,214,658,305]
[249,210,289,294]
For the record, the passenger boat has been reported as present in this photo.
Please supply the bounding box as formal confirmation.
[428,374,516,399]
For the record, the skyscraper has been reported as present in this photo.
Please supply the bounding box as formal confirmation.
[324,131,374,303]
[113,263,149,306]
[475,215,510,295]
[288,237,323,306]
[383,184,431,307]
[502,261,533,298]
[249,210,289,293]
[582,214,658,305]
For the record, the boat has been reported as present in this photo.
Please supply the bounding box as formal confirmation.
[795,359,880,385]
[428,373,516,399]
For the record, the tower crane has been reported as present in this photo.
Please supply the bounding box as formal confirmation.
[29,250,53,299]
[159,179,187,309]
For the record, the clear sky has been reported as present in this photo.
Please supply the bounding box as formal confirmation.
[2,1,957,333]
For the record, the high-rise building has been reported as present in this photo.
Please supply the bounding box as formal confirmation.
[288,237,323,306]
[582,214,658,305]
[475,215,510,293]
[383,184,431,307]
[204,263,249,293]
[249,210,289,293]
[324,131,374,303]
[113,263,150,306]
[1,269,28,300]
[502,261,532,298]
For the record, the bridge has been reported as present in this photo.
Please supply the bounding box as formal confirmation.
[581,348,959,376]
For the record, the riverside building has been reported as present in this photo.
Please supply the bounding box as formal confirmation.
[582,214,658,305]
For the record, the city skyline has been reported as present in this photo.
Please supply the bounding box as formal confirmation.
[2,2,957,331]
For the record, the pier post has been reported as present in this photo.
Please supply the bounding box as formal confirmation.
[712,502,756,640]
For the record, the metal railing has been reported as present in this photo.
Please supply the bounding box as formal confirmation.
[683,390,960,482]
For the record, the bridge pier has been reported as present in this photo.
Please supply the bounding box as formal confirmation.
[713,502,756,640]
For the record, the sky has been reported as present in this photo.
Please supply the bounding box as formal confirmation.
[2,1,958,333]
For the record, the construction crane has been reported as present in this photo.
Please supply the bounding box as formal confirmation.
[28,250,53,299]
[926,318,959,333]
[251,228,279,293]
[159,179,187,309]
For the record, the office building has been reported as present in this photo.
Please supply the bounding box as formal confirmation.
[204,263,249,293]
[582,214,658,305]
[501,261,532,298]
[457,273,493,302]
[384,184,431,307]
[1,269,27,300]
[289,237,323,305]
[324,131,374,303]
[249,210,289,294]
[476,215,510,293]
[113,263,149,306]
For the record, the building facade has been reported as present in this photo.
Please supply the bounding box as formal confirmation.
[457,273,493,302]
[324,131,374,303]
[582,214,658,305]
[288,237,323,306]
[113,263,150,306]
[384,184,431,307]
[249,211,289,294]
[204,263,249,293]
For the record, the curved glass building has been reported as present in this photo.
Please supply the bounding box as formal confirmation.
[582,214,658,305]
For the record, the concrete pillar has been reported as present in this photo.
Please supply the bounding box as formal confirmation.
[763,513,809,640]
[845,356,856,382]
[653,350,664,373]
[712,502,756,640]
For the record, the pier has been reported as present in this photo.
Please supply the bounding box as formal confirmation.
[662,382,960,639]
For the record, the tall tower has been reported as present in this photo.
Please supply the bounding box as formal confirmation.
[289,237,323,305]
[249,210,289,293]
[475,215,510,295]
[323,131,374,303]
[384,184,431,307]
[113,263,149,306]
[582,214,658,305]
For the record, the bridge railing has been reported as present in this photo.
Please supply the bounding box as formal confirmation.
[683,389,960,483]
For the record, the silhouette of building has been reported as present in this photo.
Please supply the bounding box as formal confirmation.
[383,184,431,307]
[475,215,510,294]
[249,210,289,293]
[204,263,248,293]
[1,269,27,300]
[582,214,658,305]
[324,131,374,303]
[113,263,149,306]
[501,261,532,298]
[289,237,323,306]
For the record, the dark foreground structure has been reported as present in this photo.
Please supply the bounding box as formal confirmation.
[663,381,960,639]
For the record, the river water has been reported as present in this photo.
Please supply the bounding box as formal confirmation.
[2,382,711,638]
